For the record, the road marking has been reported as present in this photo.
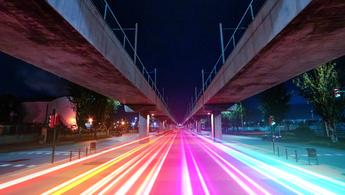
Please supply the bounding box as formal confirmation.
[27,165,36,168]
[0,135,155,190]
[0,164,11,167]
[13,164,25,167]
[42,136,164,195]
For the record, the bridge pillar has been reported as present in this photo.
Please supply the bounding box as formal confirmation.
[162,120,166,130]
[211,114,214,141]
[138,114,150,138]
[215,114,222,142]
[210,113,222,142]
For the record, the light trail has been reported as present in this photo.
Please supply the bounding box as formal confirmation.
[81,134,172,195]
[195,132,341,194]
[1,129,344,194]
[0,135,154,190]
[101,134,174,194]
[192,134,271,195]
[194,139,257,194]
[42,134,168,194]
[138,134,176,195]
[184,134,210,195]
[180,133,193,195]
[225,142,345,189]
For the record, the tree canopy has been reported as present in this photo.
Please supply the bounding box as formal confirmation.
[294,62,345,142]
[68,83,121,130]
[259,84,291,124]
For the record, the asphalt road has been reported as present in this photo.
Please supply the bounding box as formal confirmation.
[0,130,344,194]
[0,134,139,175]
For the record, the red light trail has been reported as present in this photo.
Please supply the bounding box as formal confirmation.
[0,130,344,194]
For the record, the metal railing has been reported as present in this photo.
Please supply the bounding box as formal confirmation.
[189,0,266,115]
[90,0,169,110]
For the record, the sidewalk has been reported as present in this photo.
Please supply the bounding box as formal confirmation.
[0,133,139,175]
[0,132,123,153]
[221,134,345,181]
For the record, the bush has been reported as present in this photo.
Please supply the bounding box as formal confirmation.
[293,124,315,138]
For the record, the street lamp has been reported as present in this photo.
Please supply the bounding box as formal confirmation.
[88,117,93,125]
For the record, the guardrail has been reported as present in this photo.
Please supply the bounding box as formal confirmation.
[90,0,169,111]
[189,0,266,116]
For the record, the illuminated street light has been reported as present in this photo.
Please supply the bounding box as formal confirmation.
[334,88,342,98]
[88,117,93,124]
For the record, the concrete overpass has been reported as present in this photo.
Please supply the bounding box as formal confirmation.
[0,0,175,135]
[185,0,345,140]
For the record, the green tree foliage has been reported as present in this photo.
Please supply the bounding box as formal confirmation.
[222,103,245,130]
[222,103,244,120]
[68,83,120,131]
[0,94,24,124]
[259,84,291,124]
[294,62,345,142]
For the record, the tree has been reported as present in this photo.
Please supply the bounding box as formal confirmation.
[222,103,245,130]
[68,83,121,132]
[0,94,24,124]
[259,84,291,125]
[294,62,345,142]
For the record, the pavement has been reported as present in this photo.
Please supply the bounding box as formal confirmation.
[0,129,344,194]
[220,134,345,181]
[0,133,139,175]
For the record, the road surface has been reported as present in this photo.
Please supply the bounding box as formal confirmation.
[0,129,344,194]
[0,134,139,175]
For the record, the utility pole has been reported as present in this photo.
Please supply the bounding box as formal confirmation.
[134,23,138,65]
[240,102,244,129]
[51,109,57,164]
[154,68,157,86]
[219,23,225,64]
[201,69,205,92]
[112,23,138,64]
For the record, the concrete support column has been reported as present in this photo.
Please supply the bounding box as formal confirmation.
[211,114,214,141]
[162,120,166,130]
[215,114,222,142]
[138,114,149,138]
[146,114,150,134]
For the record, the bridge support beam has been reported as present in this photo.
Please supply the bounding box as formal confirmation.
[139,114,150,139]
[210,113,222,142]
[211,114,214,141]
[162,120,166,130]
[214,114,222,142]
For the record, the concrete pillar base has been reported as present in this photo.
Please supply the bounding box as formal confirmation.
[138,114,149,143]
[215,114,222,142]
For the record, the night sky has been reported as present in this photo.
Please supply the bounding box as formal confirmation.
[0,0,307,122]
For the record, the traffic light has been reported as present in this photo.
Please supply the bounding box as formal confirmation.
[334,88,341,98]
[268,115,275,126]
[49,114,55,128]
